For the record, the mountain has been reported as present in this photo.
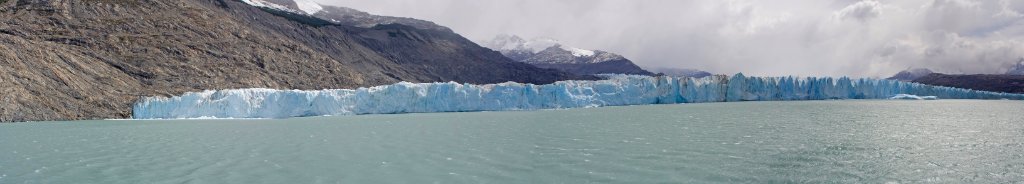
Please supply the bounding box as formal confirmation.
[0,0,584,122]
[481,35,653,75]
[913,74,1024,94]
[887,68,934,81]
[887,66,1024,93]
[649,68,713,78]
[1008,59,1024,75]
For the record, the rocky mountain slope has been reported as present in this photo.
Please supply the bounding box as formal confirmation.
[481,34,653,75]
[0,0,582,122]
[913,74,1024,94]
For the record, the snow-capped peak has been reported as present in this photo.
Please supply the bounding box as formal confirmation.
[525,38,560,53]
[887,68,934,81]
[482,34,527,51]
[483,35,600,55]
[482,34,560,53]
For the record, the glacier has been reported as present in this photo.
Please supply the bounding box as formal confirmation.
[133,74,1024,119]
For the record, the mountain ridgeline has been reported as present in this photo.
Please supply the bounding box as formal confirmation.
[482,35,654,76]
[0,0,586,122]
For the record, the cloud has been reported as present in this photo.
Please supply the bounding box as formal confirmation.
[315,0,1024,77]
[834,0,882,21]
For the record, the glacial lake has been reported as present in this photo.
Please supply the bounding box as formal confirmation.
[2,100,1024,183]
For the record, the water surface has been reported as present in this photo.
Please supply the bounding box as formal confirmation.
[2,100,1023,183]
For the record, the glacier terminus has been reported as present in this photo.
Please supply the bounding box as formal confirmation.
[133,74,1024,119]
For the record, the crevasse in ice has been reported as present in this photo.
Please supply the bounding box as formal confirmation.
[133,74,1024,119]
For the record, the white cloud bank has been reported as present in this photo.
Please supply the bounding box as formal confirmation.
[315,0,1024,77]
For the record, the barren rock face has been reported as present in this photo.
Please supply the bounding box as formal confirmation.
[0,0,582,122]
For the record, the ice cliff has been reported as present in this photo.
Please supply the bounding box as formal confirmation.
[133,74,1024,119]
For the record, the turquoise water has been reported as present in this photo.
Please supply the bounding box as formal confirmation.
[2,100,1024,183]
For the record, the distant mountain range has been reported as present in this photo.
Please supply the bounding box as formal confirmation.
[648,68,713,78]
[0,0,586,122]
[481,35,653,75]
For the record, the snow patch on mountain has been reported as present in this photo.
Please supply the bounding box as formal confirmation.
[241,0,294,13]
[293,0,323,14]
[567,47,596,57]
[241,0,322,15]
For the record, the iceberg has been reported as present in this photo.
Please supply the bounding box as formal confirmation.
[889,94,938,100]
[133,74,1024,119]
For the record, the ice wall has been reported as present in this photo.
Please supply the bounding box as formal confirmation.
[133,74,1024,119]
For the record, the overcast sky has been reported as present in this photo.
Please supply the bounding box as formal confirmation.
[314,0,1024,77]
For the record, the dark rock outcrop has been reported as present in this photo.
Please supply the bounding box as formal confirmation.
[0,0,583,122]
[912,74,1024,94]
